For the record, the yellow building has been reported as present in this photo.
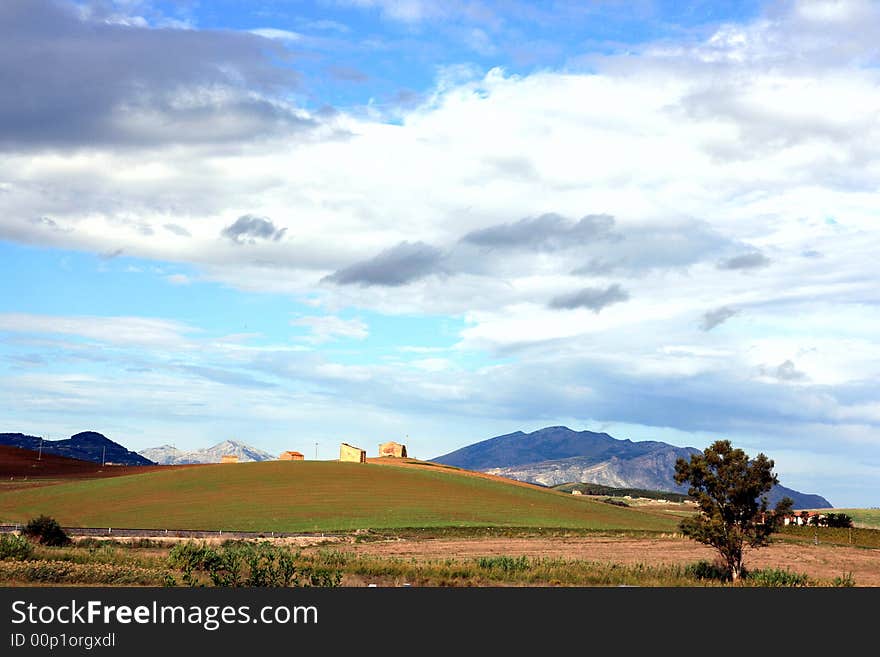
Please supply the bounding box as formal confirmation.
[339,442,366,463]
[279,451,304,461]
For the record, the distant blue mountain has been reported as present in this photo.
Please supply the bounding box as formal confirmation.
[0,431,154,466]
[432,426,831,510]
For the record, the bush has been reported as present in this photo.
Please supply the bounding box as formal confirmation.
[22,515,71,547]
[824,513,854,528]
[0,534,34,561]
[167,541,342,587]
[0,560,169,585]
[476,555,530,573]
[832,572,855,587]
[685,560,730,582]
[746,568,811,587]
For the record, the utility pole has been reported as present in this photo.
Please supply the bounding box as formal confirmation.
[102,446,106,467]
[314,442,319,460]
[38,436,43,461]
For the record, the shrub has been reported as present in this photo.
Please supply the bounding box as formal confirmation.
[168,542,227,586]
[0,534,34,561]
[22,515,71,547]
[832,572,855,587]
[167,541,341,587]
[0,560,169,585]
[746,568,810,587]
[824,513,854,528]
[685,560,730,582]
[476,555,530,573]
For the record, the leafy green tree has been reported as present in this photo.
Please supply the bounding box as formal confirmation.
[825,513,853,528]
[22,515,71,547]
[674,440,793,582]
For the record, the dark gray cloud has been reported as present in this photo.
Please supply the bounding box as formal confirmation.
[548,284,629,312]
[700,306,739,331]
[461,213,616,251]
[718,252,771,270]
[569,219,734,276]
[774,360,806,381]
[324,241,445,287]
[0,0,311,149]
[164,224,192,237]
[222,215,287,244]
[100,248,124,260]
[28,216,70,232]
[325,65,369,82]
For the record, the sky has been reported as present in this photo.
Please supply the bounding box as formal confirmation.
[1,0,879,507]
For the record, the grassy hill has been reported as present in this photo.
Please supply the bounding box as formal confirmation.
[814,508,880,529]
[0,459,678,533]
[552,481,691,502]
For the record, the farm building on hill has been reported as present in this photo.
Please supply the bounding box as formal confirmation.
[339,442,366,463]
[378,441,407,458]
[220,455,239,464]
[279,451,304,461]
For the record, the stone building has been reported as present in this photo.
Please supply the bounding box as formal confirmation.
[378,441,407,458]
[279,451,304,461]
[339,442,366,463]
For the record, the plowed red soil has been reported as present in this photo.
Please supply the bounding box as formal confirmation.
[0,445,200,484]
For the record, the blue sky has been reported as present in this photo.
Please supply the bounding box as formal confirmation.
[1,0,879,506]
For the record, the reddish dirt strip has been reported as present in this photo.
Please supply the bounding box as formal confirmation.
[0,445,204,481]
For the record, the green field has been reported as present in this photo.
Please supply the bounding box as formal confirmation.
[552,482,691,502]
[0,461,678,533]
[817,508,880,529]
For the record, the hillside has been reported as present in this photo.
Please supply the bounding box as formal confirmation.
[0,460,678,533]
[432,426,831,510]
[553,482,691,503]
[0,445,175,483]
[139,440,275,464]
[0,431,154,466]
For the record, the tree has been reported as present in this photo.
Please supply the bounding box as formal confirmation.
[22,514,71,547]
[674,440,793,582]
[825,513,853,528]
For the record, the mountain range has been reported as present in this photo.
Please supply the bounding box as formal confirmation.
[0,431,154,466]
[433,426,831,509]
[138,440,275,465]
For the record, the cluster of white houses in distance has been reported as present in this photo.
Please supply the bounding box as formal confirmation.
[219,441,408,464]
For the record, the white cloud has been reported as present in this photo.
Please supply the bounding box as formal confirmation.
[336,0,445,23]
[292,315,369,343]
[250,28,302,41]
[409,358,453,372]
[165,274,191,285]
[0,313,196,347]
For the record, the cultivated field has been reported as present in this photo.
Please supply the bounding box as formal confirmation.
[315,532,880,586]
[0,459,678,533]
[814,508,880,529]
[0,445,189,490]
